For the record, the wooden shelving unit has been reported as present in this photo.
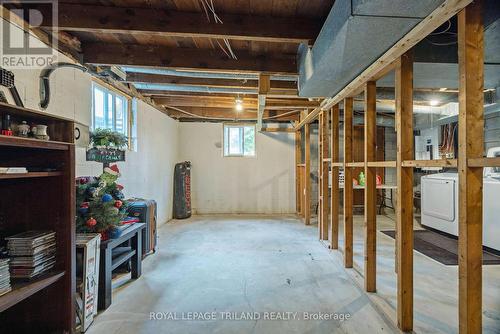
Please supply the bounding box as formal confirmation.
[0,104,75,333]
[0,271,65,313]
[0,171,63,180]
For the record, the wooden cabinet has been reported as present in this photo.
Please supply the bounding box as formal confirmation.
[0,103,75,333]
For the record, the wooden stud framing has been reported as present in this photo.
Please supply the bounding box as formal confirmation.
[395,50,414,332]
[330,105,340,249]
[319,111,330,240]
[343,97,354,268]
[295,128,302,214]
[257,74,271,131]
[457,2,484,333]
[304,123,311,225]
[364,81,377,293]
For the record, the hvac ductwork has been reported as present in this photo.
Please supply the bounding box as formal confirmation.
[298,0,446,98]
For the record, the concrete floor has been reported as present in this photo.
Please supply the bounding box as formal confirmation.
[337,213,500,334]
[87,215,398,334]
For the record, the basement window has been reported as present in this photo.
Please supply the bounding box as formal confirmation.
[223,124,255,157]
[91,82,129,137]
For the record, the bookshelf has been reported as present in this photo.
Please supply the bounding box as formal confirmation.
[0,103,75,333]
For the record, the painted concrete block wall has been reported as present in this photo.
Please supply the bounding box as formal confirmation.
[178,122,295,214]
[1,19,179,224]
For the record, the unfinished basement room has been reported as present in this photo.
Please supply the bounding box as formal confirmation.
[0,0,499,333]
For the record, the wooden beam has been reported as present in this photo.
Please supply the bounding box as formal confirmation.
[364,81,377,293]
[153,96,315,110]
[140,89,300,98]
[367,161,397,168]
[343,97,354,268]
[467,157,500,168]
[257,74,271,131]
[319,110,329,240]
[125,72,297,90]
[330,104,340,250]
[295,128,302,214]
[261,127,295,133]
[43,4,321,44]
[83,43,297,75]
[458,2,484,333]
[165,106,298,121]
[395,50,414,332]
[401,159,457,168]
[294,0,473,130]
[304,123,311,225]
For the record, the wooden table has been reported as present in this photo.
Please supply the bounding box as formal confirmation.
[98,223,145,310]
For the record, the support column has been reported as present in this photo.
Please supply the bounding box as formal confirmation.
[343,97,354,268]
[364,81,377,292]
[330,104,340,249]
[295,127,302,214]
[320,111,329,240]
[304,123,311,225]
[458,2,484,333]
[395,50,414,332]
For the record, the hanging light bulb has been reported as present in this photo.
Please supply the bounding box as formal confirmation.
[235,97,243,112]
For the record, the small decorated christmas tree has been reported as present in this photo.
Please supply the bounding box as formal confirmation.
[76,165,128,238]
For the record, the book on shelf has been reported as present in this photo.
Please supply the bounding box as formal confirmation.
[6,231,56,279]
[0,258,11,296]
[0,167,28,174]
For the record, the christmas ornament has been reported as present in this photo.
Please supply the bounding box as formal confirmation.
[112,189,125,200]
[114,200,123,208]
[78,206,89,215]
[107,227,122,239]
[86,217,97,227]
[102,194,113,202]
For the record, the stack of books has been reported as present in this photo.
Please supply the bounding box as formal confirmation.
[0,258,11,296]
[6,231,56,279]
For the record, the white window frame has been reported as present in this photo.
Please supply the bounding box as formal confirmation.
[223,123,256,157]
[91,82,131,138]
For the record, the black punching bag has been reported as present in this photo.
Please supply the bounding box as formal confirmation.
[173,161,192,219]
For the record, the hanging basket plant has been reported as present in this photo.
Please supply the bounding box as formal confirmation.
[86,128,128,163]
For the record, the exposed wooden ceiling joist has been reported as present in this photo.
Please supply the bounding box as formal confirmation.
[138,89,301,99]
[83,43,297,74]
[125,72,297,90]
[165,106,299,121]
[153,96,318,109]
[39,4,321,44]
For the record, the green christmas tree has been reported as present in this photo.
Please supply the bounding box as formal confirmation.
[76,165,128,237]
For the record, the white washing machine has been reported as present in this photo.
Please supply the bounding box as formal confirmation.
[421,172,500,252]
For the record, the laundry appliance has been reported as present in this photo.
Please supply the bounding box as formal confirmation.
[421,147,500,252]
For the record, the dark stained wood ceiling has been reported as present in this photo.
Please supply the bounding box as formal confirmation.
[8,0,335,121]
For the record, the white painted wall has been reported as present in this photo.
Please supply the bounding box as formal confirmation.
[1,19,179,224]
[178,123,295,214]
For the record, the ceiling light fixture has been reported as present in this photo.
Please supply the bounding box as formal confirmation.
[430,100,439,106]
[235,97,243,112]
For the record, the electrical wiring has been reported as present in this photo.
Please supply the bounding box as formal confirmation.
[198,0,237,60]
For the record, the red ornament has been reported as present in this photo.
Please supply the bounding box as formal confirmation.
[86,217,97,227]
[80,202,89,208]
[114,200,123,208]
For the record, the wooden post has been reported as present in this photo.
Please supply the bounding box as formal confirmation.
[364,81,377,292]
[304,123,311,225]
[318,111,324,237]
[330,104,340,249]
[295,128,302,214]
[320,111,329,240]
[458,2,484,333]
[395,50,414,332]
[343,97,354,268]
